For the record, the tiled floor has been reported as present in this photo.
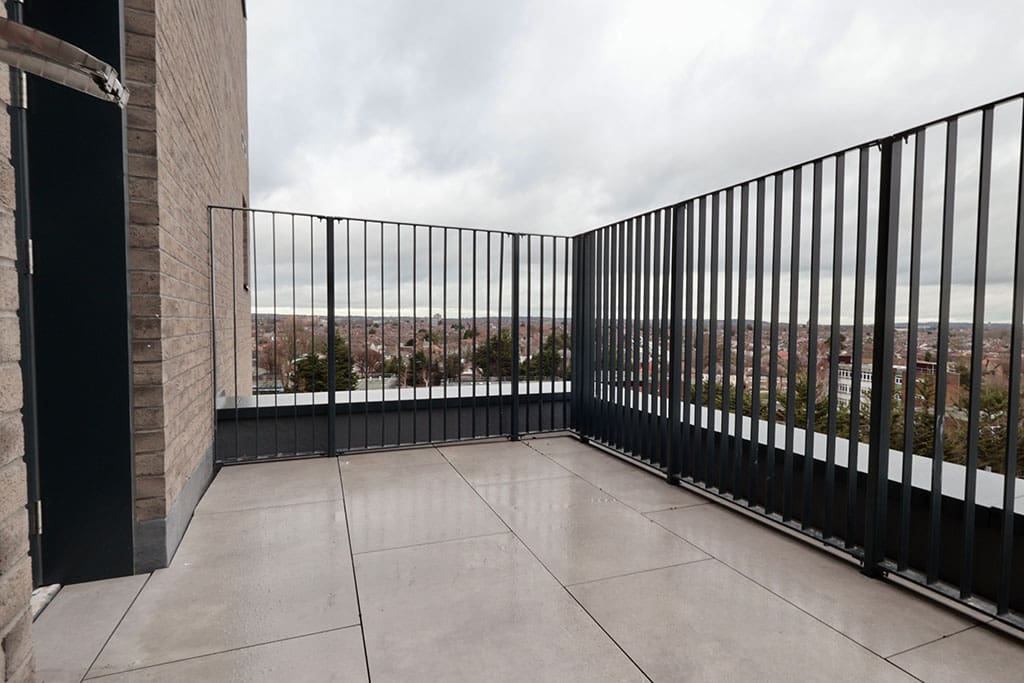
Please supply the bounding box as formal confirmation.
[33,437,1024,681]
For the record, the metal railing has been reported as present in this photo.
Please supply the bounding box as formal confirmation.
[210,209,573,462]
[572,91,1024,628]
[210,90,1024,628]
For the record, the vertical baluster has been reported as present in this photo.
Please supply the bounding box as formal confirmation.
[997,100,1024,614]
[824,155,846,540]
[958,108,994,598]
[784,168,803,521]
[733,185,750,499]
[804,162,823,528]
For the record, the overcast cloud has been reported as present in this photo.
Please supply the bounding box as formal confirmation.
[247,0,1022,234]
[242,0,1024,322]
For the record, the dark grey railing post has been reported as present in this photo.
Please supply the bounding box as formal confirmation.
[582,233,595,441]
[326,217,337,456]
[510,234,521,440]
[998,103,1024,614]
[667,203,685,483]
[863,137,902,577]
[208,208,218,465]
[570,234,585,436]
[960,107,994,600]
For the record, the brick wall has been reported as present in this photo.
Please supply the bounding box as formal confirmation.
[124,0,165,525]
[125,0,249,557]
[0,2,36,677]
[154,0,249,518]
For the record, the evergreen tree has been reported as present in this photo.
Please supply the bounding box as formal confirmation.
[288,334,358,392]
[383,355,404,376]
[523,333,568,379]
[404,350,437,387]
[289,352,326,392]
[473,330,515,379]
[441,354,463,381]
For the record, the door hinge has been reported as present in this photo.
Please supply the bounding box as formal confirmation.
[31,500,42,536]
[16,71,27,110]
[17,237,34,275]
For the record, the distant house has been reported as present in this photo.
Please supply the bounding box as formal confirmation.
[836,355,961,408]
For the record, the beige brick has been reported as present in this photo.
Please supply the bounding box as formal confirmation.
[133,406,164,430]
[128,153,158,179]
[0,209,15,261]
[129,294,161,317]
[134,429,165,454]
[125,7,156,36]
[128,175,158,204]
[0,161,13,214]
[125,57,156,86]
[0,363,21,413]
[7,653,33,683]
[129,247,161,274]
[0,316,18,363]
[131,316,161,342]
[0,459,26,523]
[133,340,162,363]
[133,384,165,409]
[126,81,155,108]
[1,607,32,679]
[135,495,165,521]
[129,201,159,227]
[133,361,163,386]
[134,452,164,477]
[1,630,8,681]
[0,507,28,575]
[125,32,155,60]
[134,475,165,500]
[0,415,22,469]
[0,265,17,313]
[0,554,30,631]
[127,128,157,156]
[130,270,160,295]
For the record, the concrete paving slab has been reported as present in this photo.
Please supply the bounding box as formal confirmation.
[34,575,148,683]
[338,447,446,472]
[87,627,367,682]
[439,441,572,485]
[343,462,505,554]
[90,500,359,676]
[889,625,1024,682]
[572,560,914,681]
[476,476,707,585]
[648,503,974,657]
[356,533,645,682]
[196,457,342,515]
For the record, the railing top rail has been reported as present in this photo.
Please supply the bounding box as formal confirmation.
[207,205,571,240]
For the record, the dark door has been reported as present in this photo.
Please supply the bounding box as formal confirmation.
[24,0,135,584]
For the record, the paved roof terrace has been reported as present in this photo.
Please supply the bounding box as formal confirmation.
[34,437,1024,681]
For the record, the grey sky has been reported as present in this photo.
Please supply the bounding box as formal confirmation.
[248,0,1022,234]
[244,0,1024,322]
